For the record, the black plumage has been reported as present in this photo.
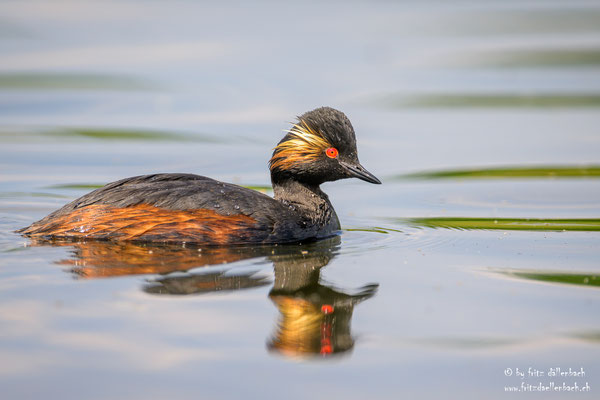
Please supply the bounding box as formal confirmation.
[19,107,380,245]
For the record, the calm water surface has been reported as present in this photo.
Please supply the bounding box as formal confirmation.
[1,1,599,399]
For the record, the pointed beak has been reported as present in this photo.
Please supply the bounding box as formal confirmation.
[339,161,381,184]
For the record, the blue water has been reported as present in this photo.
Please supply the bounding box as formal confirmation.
[1,1,599,399]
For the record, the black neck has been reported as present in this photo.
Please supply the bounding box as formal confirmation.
[273,179,327,208]
[272,178,338,228]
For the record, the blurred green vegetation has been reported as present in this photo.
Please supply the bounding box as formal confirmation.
[378,93,600,108]
[240,185,272,193]
[470,48,600,68]
[0,72,152,90]
[397,166,600,180]
[0,191,69,199]
[46,184,105,190]
[47,183,273,192]
[48,128,221,142]
[0,72,153,90]
[573,332,600,342]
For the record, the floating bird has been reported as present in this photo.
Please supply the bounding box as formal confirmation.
[19,107,380,245]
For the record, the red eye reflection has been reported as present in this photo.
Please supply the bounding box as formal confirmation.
[325,147,338,159]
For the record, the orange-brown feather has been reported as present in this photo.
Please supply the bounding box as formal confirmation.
[21,204,260,244]
[269,119,332,172]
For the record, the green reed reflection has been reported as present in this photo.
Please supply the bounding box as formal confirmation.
[500,270,599,288]
[345,227,403,234]
[402,217,600,231]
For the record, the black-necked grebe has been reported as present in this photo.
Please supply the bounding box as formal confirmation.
[18,107,381,244]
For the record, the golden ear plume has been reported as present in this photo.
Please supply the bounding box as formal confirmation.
[269,119,332,171]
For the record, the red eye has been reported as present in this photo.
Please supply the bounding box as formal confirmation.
[325,147,338,159]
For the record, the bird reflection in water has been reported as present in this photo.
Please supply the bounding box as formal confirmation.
[29,236,378,358]
[267,249,377,358]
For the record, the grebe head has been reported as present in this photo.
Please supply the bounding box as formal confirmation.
[269,107,381,186]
